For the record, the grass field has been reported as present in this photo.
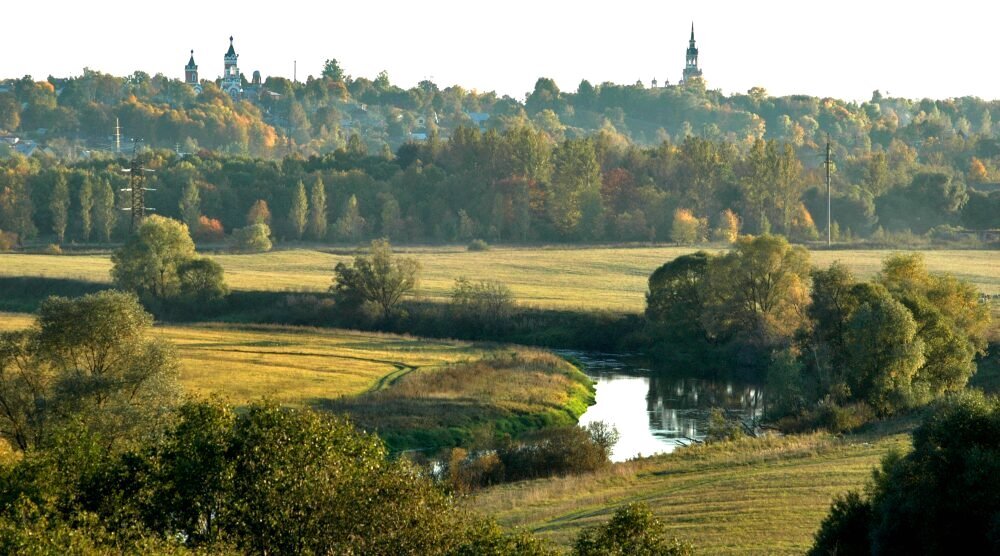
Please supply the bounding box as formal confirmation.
[324,351,594,451]
[0,313,593,451]
[0,245,996,312]
[0,313,487,406]
[470,432,909,554]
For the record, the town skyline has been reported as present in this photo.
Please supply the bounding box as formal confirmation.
[9,0,1000,101]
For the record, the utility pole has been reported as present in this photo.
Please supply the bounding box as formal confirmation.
[114,118,121,155]
[824,137,834,246]
[119,141,156,232]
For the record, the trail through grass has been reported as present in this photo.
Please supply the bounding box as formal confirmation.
[0,314,484,406]
[1,246,996,311]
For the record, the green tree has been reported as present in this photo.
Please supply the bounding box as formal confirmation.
[47,172,70,243]
[110,215,197,301]
[76,175,94,242]
[330,238,420,319]
[334,194,366,242]
[549,139,601,237]
[646,251,711,341]
[572,503,694,556]
[308,177,327,240]
[178,179,200,229]
[0,291,180,451]
[92,178,116,243]
[289,180,308,240]
[231,222,272,253]
[322,58,345,81]
[842,283,924,414]
[177,258,229,306]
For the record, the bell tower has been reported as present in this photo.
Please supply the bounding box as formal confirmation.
[185,50,201,93]
[222,36,242,98]
[682,23,703,83]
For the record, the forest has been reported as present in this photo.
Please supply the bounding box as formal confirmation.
[0,67,998,248]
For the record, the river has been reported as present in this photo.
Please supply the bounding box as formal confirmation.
[567,352,765,462]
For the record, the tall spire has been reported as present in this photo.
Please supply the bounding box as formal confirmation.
[682,22,703,84]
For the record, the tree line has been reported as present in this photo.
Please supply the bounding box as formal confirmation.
[1,123,996,250]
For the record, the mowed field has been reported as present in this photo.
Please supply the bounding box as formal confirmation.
[471,432,909,555]
[0,313,484,406]
[0,246,996,312]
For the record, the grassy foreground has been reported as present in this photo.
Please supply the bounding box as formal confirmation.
[0,246,996,311]
[470,432,908,554]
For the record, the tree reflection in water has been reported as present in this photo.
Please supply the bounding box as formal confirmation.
[570,351,764,462]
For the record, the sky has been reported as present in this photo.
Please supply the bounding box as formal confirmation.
[7,0,1000,102]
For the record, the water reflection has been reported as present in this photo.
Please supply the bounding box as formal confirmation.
[569,352,763,462]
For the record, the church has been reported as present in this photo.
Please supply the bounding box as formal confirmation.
[184,37,263,101]
[680,23,703,85]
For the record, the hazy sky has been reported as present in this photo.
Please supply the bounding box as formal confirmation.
[8,0,1000,101]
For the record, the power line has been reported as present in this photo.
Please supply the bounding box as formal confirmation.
[119,140,156,233]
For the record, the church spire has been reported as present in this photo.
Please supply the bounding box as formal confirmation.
[682,22,703,84]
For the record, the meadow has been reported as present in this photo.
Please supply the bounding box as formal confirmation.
[0,245,996,312]
[470,431,910,555]
[0,313,592,452]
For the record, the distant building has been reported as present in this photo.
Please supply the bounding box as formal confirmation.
[222,36,242,99]
[681,23,703,84]
[185,50,202,93]
[466,112,490,131]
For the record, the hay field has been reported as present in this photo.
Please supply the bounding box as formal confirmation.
[0,246,996,312]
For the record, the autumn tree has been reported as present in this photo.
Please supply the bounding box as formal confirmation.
[701,234,812,351]
[246,199,271,226]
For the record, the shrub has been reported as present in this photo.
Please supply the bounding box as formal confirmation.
[670,208,707,245]
[705,408,744,443]
[43,243,62,255]
[497,424,613,481]
[231,222,272,253]
[0,230,17,251]
[467,238,490,251]
[451,277,515,330]
[572,503,694,556]
[194,215,225,242]
[711,209,741,243]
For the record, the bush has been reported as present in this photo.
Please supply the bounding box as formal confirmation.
[43,243,62,255]
[573,503,694,556]
[670,208,707,245]
[231,222,272,253]
[497,424,614,482]
[0,230,17,251]
[705,408,744,443]
[467,238,490,251]
[451,277,515,331]
[193,215,225,242]
[809,490,873,556]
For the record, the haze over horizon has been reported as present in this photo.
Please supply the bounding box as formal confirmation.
[10,0,1000,102]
